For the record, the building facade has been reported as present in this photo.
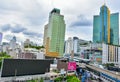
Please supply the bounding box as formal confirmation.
[65,37,81,56]
[44,8,66,57]
[43,24,48,47]
[65,37,73,54]
[73,37,80,54]
[10,36,16,49]
[110,13,119,45]
[102,43,120,65]
[93,5,119,45]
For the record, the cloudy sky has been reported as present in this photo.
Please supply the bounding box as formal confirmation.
[0,0,119,45]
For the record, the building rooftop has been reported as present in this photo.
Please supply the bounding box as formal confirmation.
[50,8,60,14]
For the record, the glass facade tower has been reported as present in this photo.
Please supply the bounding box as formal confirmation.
[44,8,66,57]
[100,5,110,43]
[93,5,119,45]
[110,13,119,45]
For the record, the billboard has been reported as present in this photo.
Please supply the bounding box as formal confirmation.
[1,59,53,77]
[67,62,76,71]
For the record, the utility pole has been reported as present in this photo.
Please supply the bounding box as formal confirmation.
[12,69,17,81]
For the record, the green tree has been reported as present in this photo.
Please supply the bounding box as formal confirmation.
[66,76,80,82]
[24,45,44,50]
[40,78,44,82]
[0,52,11,69]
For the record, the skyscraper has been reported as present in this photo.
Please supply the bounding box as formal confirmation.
[44,8,66,57]
[110,13,119,45]
[93,4,119,45]
[73,37,80,54]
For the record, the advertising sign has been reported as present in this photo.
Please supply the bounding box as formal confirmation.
[67,62,76,71]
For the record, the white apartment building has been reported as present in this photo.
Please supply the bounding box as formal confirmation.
[102,43,120,65]
[65,37,73,54]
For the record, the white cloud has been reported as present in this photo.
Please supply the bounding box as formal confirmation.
[0,0,119,45]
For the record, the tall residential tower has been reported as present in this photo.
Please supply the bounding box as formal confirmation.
[44,8,66,57]
[93,4,119,45]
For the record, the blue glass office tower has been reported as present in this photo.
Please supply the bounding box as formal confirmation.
[110,13,119,45]
[93,5,119,45]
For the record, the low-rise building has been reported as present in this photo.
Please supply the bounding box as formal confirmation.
[18,48,44,59]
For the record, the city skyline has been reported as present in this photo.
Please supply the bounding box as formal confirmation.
[0,0,120,45]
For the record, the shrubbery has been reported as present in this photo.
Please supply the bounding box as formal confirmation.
[66,75,80,82]
[27,78,44,82]
[54,75,80,82]
[54,76,64,82]
[0,52,11,68]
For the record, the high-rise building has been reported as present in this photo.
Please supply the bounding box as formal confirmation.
[110,13,119,45]
[73,37,80,54]
[93,4,119,45]
[65,37,73,54]
[10,36,16,49]
[44,8,66,57]
[65,37,81,56]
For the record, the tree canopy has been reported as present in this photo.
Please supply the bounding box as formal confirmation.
[0,52,11,69]
[24,44,44,50]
